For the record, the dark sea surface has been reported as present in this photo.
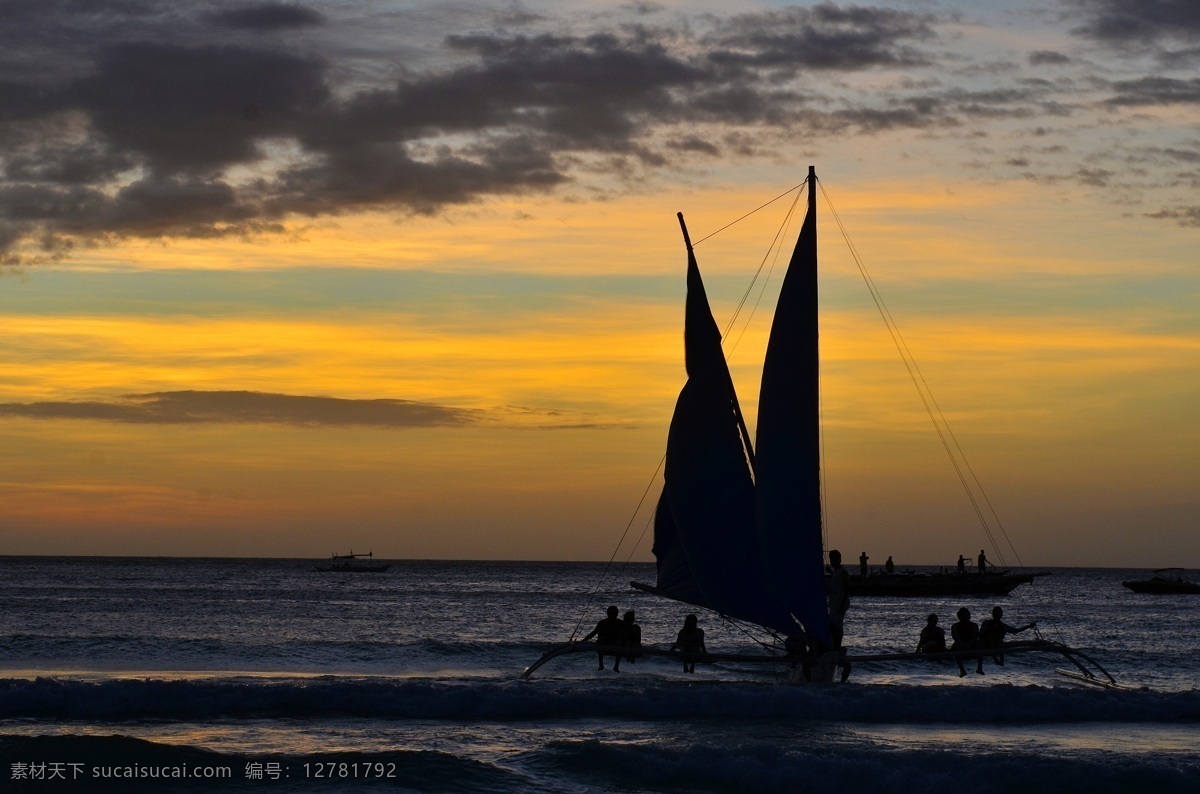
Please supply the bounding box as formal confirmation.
[1,557,1198,792]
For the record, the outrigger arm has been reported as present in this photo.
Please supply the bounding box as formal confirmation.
[521,638,1119,686]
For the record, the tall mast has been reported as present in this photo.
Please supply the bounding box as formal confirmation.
[808,165,822,551]
[808,165,816,215]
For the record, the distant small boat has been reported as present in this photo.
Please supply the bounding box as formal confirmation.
[845,570,1048,597]
[1122,568,1200,594]
[313,551,390,573]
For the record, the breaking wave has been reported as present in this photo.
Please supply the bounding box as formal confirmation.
[2,675,1198,724]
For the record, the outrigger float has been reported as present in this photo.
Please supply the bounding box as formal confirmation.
[522,638,1120,687]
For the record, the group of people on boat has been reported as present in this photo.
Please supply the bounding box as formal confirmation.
[858,550,995,578]
[916,605,1036,676]
[580,605,643,671]
[575,553,1037,684]
[857,551,896,577]
[581,606,711,673]
[579,549,1031,681]
[956,550,989,575]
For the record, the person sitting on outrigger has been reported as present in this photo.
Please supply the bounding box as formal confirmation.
[978,606,1035,666]
[581,605,624,671]
[671,614,706,673]
[917,613,947,654]
[618,610,642,668]
[950,607,984,676]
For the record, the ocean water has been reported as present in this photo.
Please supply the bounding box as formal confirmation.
[1,557,1198,792]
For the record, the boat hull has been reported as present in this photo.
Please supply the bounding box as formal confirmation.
[313,563,390,573]
[843,572,1041,597]
[1122,579,1200,594]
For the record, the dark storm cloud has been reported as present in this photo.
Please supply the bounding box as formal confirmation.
[270,138,566,218]
[73,42,330,173]
[1105,76,1200,106]
[0,2,958,264]
[1070,0,1200,45]
[1029,50,1071,66]
[209,2,325,31]
[0,78,51,121]
[668,136,721,156]
[0,390,481,428]
[366,32,709,148]
[1160,147,1200,163]
[706,3,936,70]
[3,141,135,185]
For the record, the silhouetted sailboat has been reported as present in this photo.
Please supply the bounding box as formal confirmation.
[524,168,1112,685]
[1122,568,1200,594]
[313,551,390,573]
[629,166,828,650]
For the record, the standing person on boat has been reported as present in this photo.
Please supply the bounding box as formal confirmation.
[885,556,895,574]
[950,607,984,676]
[917,613,947,654]
[671,614,707,673]
[827,550,851,649]
[618,610,642,669]
[978,550,988,574]
[859,551,869,577]
[957,555,967,574]
[979,606,1035,666]
[581,605,624,671]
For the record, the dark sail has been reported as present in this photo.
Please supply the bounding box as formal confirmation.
[650,491,699,601]
[652,231,801,634]
[755,171,831,646]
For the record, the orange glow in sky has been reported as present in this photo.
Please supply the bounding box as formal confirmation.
[2,1,1198,566]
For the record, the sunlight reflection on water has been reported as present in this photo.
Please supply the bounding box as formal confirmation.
[857,722,1199,756]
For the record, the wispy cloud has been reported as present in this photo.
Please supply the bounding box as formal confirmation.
[1105,76,1200,106]
[0,390,480,428]
[1144,206,1200,227]
[0,389,624,430]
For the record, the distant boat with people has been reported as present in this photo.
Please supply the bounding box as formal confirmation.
[524,167,1113,687]
[313,551,390,573]
[845,551,1048,597]
[1122,568,1200,595]
[845,569,1047,597]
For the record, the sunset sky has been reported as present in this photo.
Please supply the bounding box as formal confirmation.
[1,0,1197,566]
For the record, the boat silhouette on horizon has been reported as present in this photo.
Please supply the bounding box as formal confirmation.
[313,551,390,573]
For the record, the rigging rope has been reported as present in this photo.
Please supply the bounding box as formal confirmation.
[568,454,665,642]
[691,182,807,248]
[817,181,1061,640]
[819,182,1007,563]
[724,191,802,356]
